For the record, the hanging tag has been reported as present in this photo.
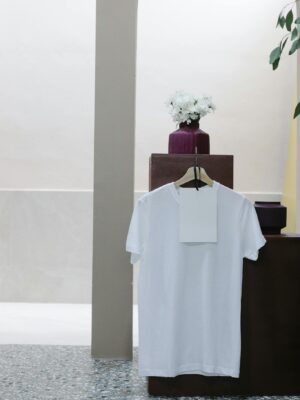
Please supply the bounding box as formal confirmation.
[179,187,217,242]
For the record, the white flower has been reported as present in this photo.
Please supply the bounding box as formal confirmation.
[165,90,216,125]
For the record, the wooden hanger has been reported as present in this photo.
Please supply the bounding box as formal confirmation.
[174,155,214,189]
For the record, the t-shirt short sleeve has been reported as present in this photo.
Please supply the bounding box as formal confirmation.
[126,197,148,264]
[240,199,267,261]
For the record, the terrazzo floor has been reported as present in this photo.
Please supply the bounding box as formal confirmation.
[0,344,300,400]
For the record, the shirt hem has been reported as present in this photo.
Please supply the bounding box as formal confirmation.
[126,244,140,254]
[244,236,267,261]
[139,362,240,378]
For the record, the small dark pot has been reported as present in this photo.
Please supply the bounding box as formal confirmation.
[168,119,210,154]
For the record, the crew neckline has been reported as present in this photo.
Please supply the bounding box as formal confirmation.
[169,180,220,204]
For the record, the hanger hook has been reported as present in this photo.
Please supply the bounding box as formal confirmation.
[195,153,200,186]
[193,165,199,191]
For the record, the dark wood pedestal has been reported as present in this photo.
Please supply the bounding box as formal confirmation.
[147,154,300,396]
[149,153,234,190]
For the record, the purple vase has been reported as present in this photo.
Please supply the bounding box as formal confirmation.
[168,119,210,154]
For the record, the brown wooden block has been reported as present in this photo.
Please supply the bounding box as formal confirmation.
[149,153,233,190]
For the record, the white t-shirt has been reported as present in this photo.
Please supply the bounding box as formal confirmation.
[125,180,266,378]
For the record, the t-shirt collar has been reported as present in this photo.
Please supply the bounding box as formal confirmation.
[169,179,219,204]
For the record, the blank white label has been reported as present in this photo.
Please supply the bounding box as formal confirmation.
[179,187,217,243]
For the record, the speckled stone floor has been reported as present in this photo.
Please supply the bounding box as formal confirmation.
[0,345,299,400]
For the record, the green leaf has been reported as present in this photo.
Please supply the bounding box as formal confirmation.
[269,46,281,64]
[281,37,288,50]
[291,26,298,40]
[277,13,285,28]
[272,58,280,70]
[276,13,281,27]
[289,38,300,55]
[295,16,300,24]
[286,9,293,31]
[293,102,300,118]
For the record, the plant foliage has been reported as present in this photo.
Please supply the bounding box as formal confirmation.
[270,1,300,118]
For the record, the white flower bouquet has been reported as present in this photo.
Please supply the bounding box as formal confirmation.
[165,90,216,126]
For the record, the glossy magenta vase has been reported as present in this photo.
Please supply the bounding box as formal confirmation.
[168,119,210,154]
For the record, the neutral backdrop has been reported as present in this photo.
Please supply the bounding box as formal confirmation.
[0,0,295,303]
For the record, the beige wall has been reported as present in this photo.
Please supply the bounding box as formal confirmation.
[0,0,295,194]
[135,0,296,194]
[92,0,138,358]
[0,0,95,189]
[0,0,95,303]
